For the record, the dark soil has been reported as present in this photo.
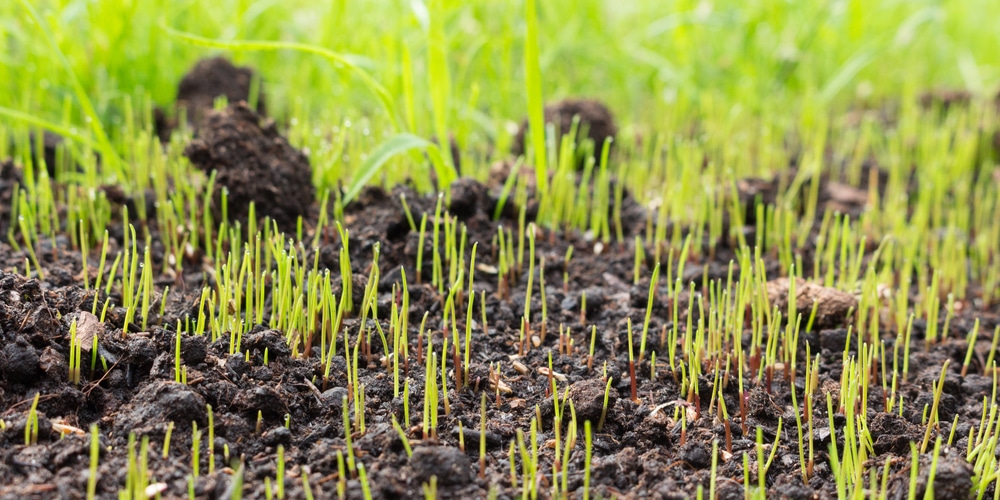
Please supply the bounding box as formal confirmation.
[29,131,65,177]
[512,99,618,167]
[0,98,997,500]
[177,57,267,124]
[184,103,314,232]
[0,159,22,235]
[155,57,268,142]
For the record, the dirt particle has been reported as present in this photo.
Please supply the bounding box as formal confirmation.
[2,337,41,384]
[569,377,617,423]
[262,426,292,447]
[0,160,22,232]
[512,98,618,167]
[912,450,972,500]
[243,329,291,361]
[746,386,782,424]
[679,441,711,468]
[320,387,349,412]
[180,335,208,366]
[38,346,67,380]
[869,412,920,455]
[234,386,288,419]
[409,446,473,487]
[448,178,491,220]
[114,381,207,435]
[177,57,267,124]
[766,278,857,329]
[184,103,314,232]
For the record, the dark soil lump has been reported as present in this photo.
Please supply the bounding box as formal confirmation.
[512,98,618,167]
[177,56,267,123]
[184,103,314,232]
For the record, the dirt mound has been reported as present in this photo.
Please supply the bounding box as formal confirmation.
[177,57,266,123]
[30,131,66,177]
[0,159,22,234]
[184,103,314,232]
[511,98,618,167]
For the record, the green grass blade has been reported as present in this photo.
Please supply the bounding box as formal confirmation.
[15,0,121,172]
[160,24,404,132]
[524,0,548,193]
[343,133,454,204]
[427,0,453,171]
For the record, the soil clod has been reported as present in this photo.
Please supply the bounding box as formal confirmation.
[184,103,314,232]
[177,57,267,124]
[512,98,618,167]
[409,446,474,486]
[765,278,857,329]
[114,381,207,436]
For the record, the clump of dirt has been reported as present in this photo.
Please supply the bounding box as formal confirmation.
[919,89,973,112]
[512,98,618,167]
[154,57,267,142]
[0,159,22,234]
[28,131,66,177]
[177,57,267,124]
[184,103,314,232]
[765,278,857,329]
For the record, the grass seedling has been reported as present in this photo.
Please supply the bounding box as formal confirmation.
[391,416,412,457]
[357,462,373,500]
[709,439,719,500]
[336,451,346,500]
[87,424,99,500]
[563,246,573,293]
[421,475,438,500]
[755,419,783,492]
[301,465,315,500]
[523,0,548,193]
[639,262,659,362]
[163,421,174,459]
[191,421,201,478]
[343,394,357,473]
[175,328,183,384]
[627,318,638,402]
[25,393,40,445]
[68,319,81,385]
[598,377,613,431]
[480,393,488,478]
[276,445,285,499]
[587,325,597,372]
[207,404,215,474]
[963,319,980,377]
[583,420,593,500]
[921,360,950,453]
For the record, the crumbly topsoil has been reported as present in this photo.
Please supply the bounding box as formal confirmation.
[177,57,267,123]
[184,103,314,232]
[0,96,997,500]
[512,98,618,166]
[154,57,267,142]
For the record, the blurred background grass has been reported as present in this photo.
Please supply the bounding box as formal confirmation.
[2,0,998,146]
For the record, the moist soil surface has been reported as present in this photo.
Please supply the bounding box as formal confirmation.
[184,103,314,233]
[1,109,998,499]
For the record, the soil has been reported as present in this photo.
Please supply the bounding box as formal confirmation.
[0,97,998,500]
[177,57,267,124]
[0,159,22,235]
[183,103,314,233]
[156,57,268,142]
[512,99,618,167]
